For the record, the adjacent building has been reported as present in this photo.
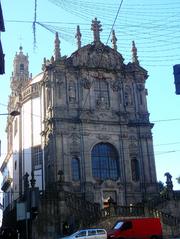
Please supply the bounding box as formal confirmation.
[0,18,159,238]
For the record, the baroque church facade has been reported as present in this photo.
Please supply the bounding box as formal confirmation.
[1,18,159,237]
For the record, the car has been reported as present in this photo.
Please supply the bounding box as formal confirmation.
[107,218,163,239]
[58,228,107,239]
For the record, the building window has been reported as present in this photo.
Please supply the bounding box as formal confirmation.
[14,160,17,170]
[91,143,119,181]
[131,157,140,181]
[72,157,80,181]
[68,81,76,103]
[124,85,133,106]
[32,145,42,169]
[20,63,24,72]
[94,79,109,108]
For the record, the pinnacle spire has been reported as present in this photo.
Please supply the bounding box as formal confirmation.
[75,25,82,50]
[131,41,139,64]
[54,32,61,61]
[91,17,102,43]
[111,30,117,51]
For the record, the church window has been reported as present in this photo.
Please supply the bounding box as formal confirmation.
[72,157,80,181]
[68,81,76,103]
[91,143,119,180]
[131,157,140,181]
[94,79,109,108]
[20,63,24,72]
[124,85,133,106]
[32,145,42,169]
[14,160,17,170]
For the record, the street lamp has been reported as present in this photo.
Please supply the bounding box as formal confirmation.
[0,110,20,116]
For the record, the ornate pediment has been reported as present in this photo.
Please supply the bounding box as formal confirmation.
[126,62,148,82]
[101,179,117,188]
[68,42,124,70]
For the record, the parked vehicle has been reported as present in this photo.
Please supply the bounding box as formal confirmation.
[59,228,107,239]
[107,217,163,239]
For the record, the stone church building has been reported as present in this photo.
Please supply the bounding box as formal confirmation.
[1,18,159,238]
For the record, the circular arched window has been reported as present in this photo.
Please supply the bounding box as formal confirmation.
[91,143,119,180]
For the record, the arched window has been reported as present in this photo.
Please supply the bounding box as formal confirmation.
[124,85,132,106]
[20,63,24,72]
[91,143,119,180]
[72,157,80,181]
[94,79,109,108]
[131,157,140,181]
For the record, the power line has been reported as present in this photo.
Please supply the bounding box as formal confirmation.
[154,142,180,147]
[1,99,180,123]
[106,0,124,45]
[33,0,38,50]
[152,118,180,123]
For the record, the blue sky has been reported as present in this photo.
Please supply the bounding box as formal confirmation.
[0,0,180,189]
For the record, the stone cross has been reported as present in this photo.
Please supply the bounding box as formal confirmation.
[91,18,102,43]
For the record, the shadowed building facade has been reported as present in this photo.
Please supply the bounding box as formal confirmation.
[41,19,158,205]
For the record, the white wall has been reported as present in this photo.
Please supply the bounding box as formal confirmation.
[32,97,41,146]
[22,100,32,176]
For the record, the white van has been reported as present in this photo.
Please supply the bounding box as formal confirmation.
[59,228,107,239]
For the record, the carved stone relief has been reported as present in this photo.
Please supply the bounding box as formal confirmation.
[129,135,137,141]
[96,96,108,109]
[97,134,110,141]
[140,132,152,139]
[129,143,138,155]
[119,132,128,139]
[136,83,144,91]
[102,179,117,188]
[137,113,149,123]
[110,79,122,92]
[71,43,123,70]
[81,77,92,89]
[69,133,80,153]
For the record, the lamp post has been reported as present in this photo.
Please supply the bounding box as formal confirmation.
[0,110,20,116]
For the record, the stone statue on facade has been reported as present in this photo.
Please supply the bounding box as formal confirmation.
[164,172,173,192]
